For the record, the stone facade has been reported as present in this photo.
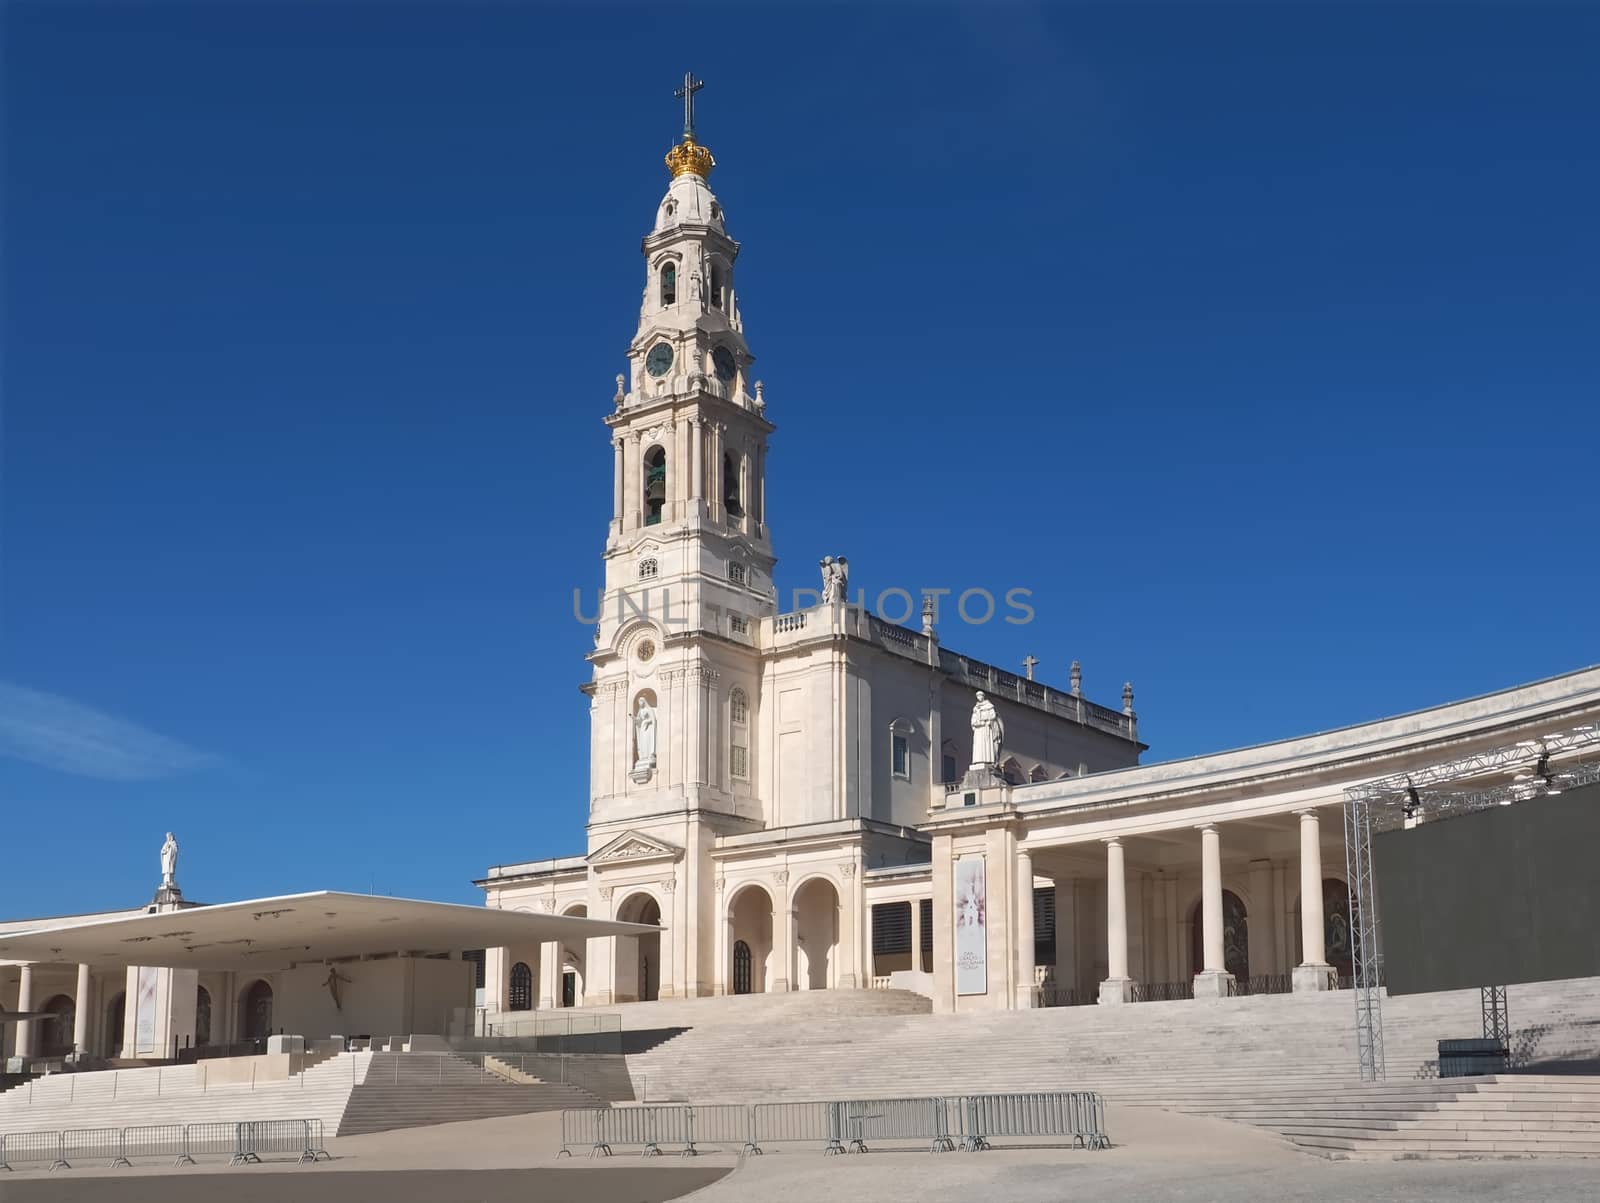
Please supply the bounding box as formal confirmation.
[474,120,1600,1022]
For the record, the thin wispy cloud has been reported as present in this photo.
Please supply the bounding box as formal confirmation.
[0,682,217,781]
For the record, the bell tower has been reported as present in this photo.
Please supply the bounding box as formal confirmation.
[587,75,775,828]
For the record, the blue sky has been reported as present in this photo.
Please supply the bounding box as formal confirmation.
[2,3,1596,917]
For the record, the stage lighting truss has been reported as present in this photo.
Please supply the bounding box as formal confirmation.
[1341,722,1600,1081]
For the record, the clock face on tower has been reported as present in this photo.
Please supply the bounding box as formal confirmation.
[646,343,674,377]
[712,346,737,383]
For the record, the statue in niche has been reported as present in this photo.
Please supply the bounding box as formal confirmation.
[160,832,180,885]
[970,691,1004,768]
[633,697,657,772]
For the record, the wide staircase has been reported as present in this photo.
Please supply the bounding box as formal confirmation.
[338,1053,600,1135]
[0,1051,370,1136]
[0,1048,603,1139]
[593,978,1600,1157]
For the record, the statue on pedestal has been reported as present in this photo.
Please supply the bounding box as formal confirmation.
[160,832,180,886]
[633,697,657,780]
[970,692,1004,768]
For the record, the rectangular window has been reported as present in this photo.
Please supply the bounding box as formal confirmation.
[942,754,958,784]
[730,613,748,635]
[729,563,746,586]
[731,744,748,779]
[892,734,910,779]
[872,901,912,956]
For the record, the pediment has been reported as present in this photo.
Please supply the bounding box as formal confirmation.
[588,830,682,865]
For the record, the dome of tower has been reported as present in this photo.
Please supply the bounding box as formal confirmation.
[652,163,727,235]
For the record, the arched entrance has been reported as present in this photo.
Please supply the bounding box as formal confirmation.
[104,992,125,1057]
[240,980,273,1041]
[560,904,588,1008]
[509,962,533,1011]
[793,877,840,991]
[727,883,774,995]
[40,994,75,1058]
[615,893,662,1003]
[1191,891,1249,980]
[195,986,212,1047]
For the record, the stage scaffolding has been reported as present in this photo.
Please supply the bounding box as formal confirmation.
[1340,722,1600,1081]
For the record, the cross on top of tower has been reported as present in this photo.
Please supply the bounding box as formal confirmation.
[675,72,705,139]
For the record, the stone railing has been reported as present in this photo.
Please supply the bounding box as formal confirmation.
[950,655,1136,741]
[868,615,930,660]
[870,976,893,991]
[774,613,808,634]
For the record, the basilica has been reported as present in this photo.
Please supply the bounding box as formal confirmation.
[472,87,1600,1019]
[7,89,1600,1069]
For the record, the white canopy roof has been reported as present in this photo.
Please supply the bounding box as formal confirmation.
[0,891,654,972]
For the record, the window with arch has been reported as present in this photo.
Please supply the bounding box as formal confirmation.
[643,446,667,526]
[660,261,676,306]
[733,940,753,994]
[638,557,659,580]
[509,962,533,1011]
[710,262,725,309]
[730,686,749,780]
[890,717,914,781]
[722,452,743,518]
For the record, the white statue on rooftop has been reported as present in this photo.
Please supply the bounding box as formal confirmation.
[970,692,1004,768]
[160,831,179,885]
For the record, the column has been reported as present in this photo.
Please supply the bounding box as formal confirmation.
[73,963,92,1057]
[1247,859,1274,987]
[708,423,723,519]
[1098,839,1133,1003]
[1164,876,1181,982]
[909,894,923,976]
[1053,877,1075,1001]
[755,442,766,531]
[1015,849,1035,1009]
[776,896,795,993]
[16,963,36,1059]
[538,941,559,1010]
[1293,809,1334,991]
[1193,823,1233,997]
[930,835,955,1013]
[674,417,691,522]
[690,418,704,506]
[714,894,729,996]
[611,436,624,528]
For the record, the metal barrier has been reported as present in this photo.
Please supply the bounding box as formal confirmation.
[837,1097,954,1153]
[750,1101,841,1154]
[0,1120,329,1171]
[557,1092,1107,1159]
[957,1091,1108,1150]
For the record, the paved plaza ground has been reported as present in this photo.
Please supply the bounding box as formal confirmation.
[2,1105,1596,1202]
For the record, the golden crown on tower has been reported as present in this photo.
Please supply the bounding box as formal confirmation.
[665,136,716,180]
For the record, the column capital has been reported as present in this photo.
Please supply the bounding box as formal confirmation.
[1100,835,1123,848]
[1294,807,1321,819]
[1194,821,1219,833]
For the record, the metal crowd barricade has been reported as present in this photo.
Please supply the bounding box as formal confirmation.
[683,1104,756,1155]
[62,1127,129,1169]
[835,1097,954,1153]
[122,1124,186,1166]
[558,1108,601,1156]
[231,1119,323,1165]
[750,1100,843,1154]
[0,1131,67,1172]
[957,1091,1108,1150]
